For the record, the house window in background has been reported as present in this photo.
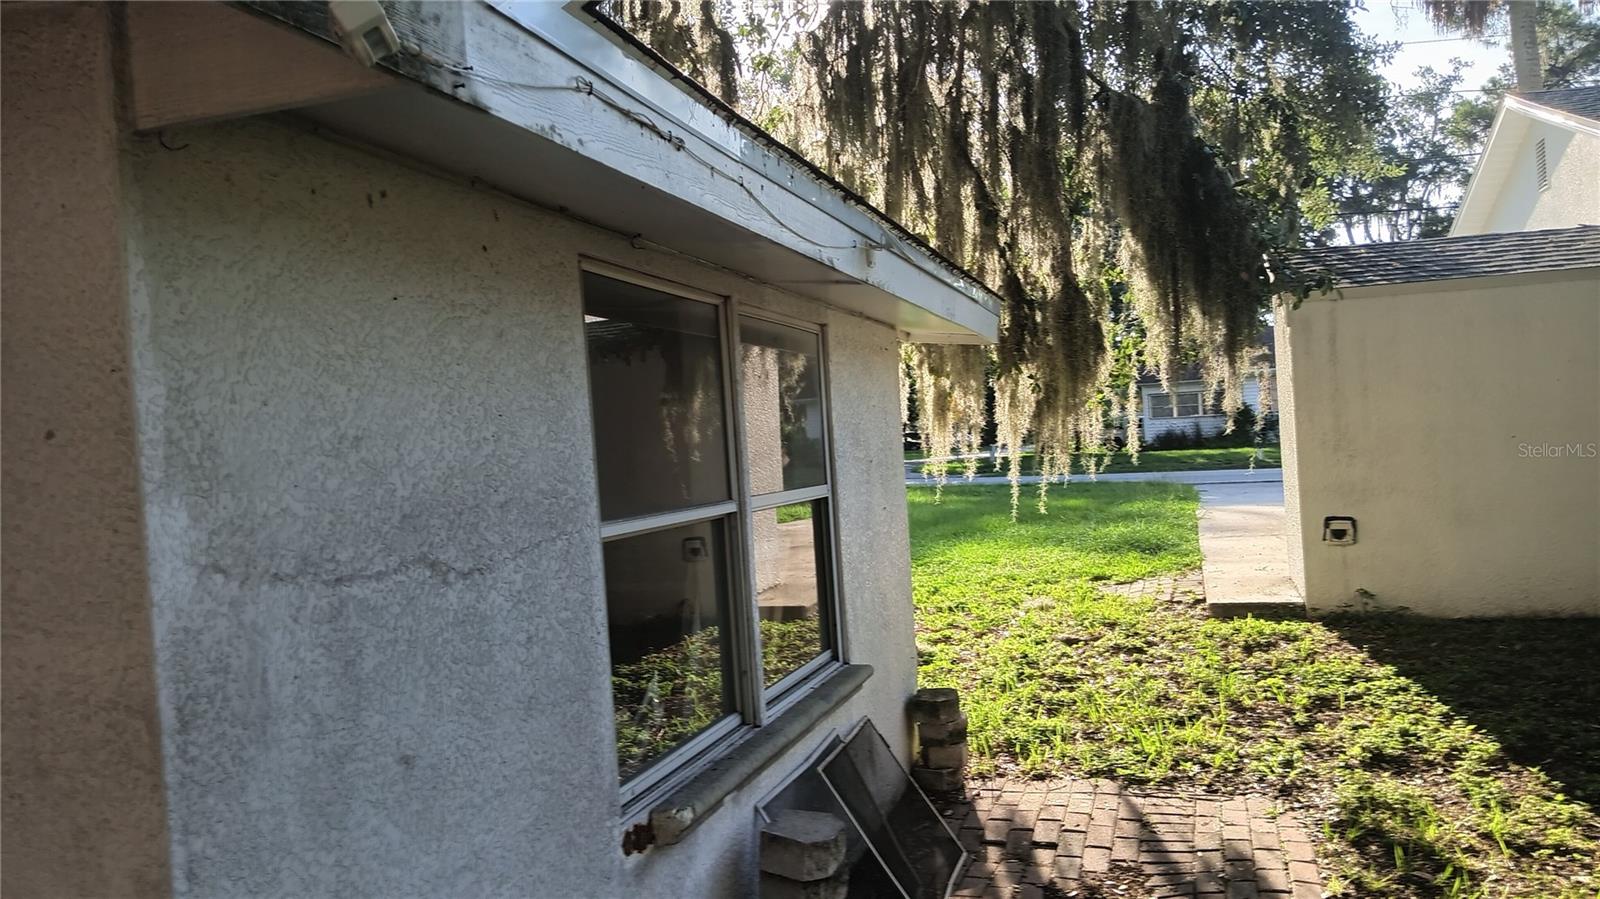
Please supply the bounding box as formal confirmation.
[583,268,839,803]
[1149,390,1204,418]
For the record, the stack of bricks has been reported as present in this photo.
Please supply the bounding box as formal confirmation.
[759,809,850,899]
[909,687,968,794]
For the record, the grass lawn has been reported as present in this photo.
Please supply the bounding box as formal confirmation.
[907,445,1281,478]
[909,484,1599,899]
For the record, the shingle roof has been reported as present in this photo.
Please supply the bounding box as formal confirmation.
[1517,85,1600,122]
[1282,225,1600,290]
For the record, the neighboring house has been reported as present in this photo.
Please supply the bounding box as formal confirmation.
[1137,374,1271,444]
[1,4,999,899]
[1135,331,1276,445]
[1451,86,1600,236]
[1272,86,1600,620]
[1276,227,1599,617]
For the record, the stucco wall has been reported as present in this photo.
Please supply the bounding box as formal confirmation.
[1280,271,1600,616]
[1,6,174,897]
[123,116,916,898]
[1273,319,1306,594]
[1481,122,1600,234]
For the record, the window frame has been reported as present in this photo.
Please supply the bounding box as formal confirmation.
[733,307,845,713]
[580,260,844,811]
[1147,389,1205,419]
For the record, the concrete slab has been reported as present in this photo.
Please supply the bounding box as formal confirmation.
[1195,482,1303,618]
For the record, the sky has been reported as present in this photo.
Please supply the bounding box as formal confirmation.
[1335,2,1521,243]
[1349,0,1512,92]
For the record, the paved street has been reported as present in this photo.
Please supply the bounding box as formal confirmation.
[906,468,1285,487]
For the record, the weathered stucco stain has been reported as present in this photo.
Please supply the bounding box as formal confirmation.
[1280,272,1600,617]
[124,116,920,897]
[126,117,619,898]
[1,5,173,897]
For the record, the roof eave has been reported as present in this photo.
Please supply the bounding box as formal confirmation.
[1507,93,1600,138]
[1450,103,1514,237]
[243,0,1000,343]
[1452,95,1600,238]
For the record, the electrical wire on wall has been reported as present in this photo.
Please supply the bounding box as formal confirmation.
[404,48,996,306]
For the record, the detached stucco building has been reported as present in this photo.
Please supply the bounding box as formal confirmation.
[1,3,998,897]
[1275,87,1600,617]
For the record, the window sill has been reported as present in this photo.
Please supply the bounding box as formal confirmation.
[646,662,873,847]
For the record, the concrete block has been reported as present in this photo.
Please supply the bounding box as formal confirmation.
[761,871,849,899]
[760,809,847,882]
[919,712,968,746]
[911,765,963,793]
[922,743,968,770]
[909,687,961,724]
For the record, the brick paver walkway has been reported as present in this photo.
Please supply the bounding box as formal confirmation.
[941,777,1326,899]
[1098,572,1197,601]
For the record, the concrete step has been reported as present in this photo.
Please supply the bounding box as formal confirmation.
[1202,565,1305,615]
[1206,596,1308,619]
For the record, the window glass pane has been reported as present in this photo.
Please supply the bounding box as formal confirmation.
[753,500,828,687]
[740,317,826,494]
[1176,392,1202,417]
[585,272,730,521]
[1149,394,1174,418]
[605,518,734,781]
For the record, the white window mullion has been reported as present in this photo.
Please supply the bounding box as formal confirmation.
[817,326,849,664]
[749,484,831,512]
[599,501,739,541]
[726,301,768,726]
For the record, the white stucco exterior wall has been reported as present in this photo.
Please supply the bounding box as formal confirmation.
[1475,121,1600,235]
[1,6,173,896]
[122,117,918,898]
[1273,320,1306,595]
[1278,271,1600,616]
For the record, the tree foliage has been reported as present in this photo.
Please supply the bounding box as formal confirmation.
[1333,1,1600,241]
[1329,63,1480,242]
[605,1,1386,509]
[1442,0,1600,142]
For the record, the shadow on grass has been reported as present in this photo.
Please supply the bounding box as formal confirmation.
[1325,614,1600,806]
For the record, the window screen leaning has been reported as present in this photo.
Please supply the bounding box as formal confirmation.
[583,270,838,796]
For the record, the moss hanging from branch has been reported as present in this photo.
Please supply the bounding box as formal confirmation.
[1092,65,1271,407]
[611,0,742,103]
[604,0,1384,514]
[908,344,987,498]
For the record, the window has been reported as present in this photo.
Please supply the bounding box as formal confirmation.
[1148,390,1203,418]
[583,268,838,801]
[740,316,834,693]
[1535,137,1550,191]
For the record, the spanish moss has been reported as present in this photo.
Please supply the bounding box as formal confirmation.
[606,0,1384,514]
